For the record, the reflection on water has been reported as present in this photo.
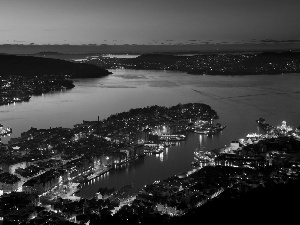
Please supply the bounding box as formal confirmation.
[77,132,225,198]
[0,69,299,198]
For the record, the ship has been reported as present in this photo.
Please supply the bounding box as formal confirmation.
[0,124,12,136]
[194,121,212,134]
[151,149,163,154]
[194,128,209,134]
[206,124,226,136]
[194,122,226,135]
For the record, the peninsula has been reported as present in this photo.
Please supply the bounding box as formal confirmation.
[84,51,300,75]
[0,54,112,105]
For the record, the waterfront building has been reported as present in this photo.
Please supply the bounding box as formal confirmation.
[120,149,130,159]
[137,129,159,144]
[111,151,127,166]
[139,128,152,143]
[214,154,267,168]
[63,157,93,180]
[230,141,240,151]
[134,144,144,157]
[100,153,126,167]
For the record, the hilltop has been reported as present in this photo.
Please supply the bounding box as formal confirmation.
[0,54,111,78]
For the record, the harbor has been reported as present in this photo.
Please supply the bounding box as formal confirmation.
[1,70,300,200]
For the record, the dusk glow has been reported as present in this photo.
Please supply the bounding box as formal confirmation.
[1,0,300,45]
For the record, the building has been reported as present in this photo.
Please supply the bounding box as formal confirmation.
[22,169,65,195]
[0,172,21,194]
[230,141,240,151]
[0,160,27,175]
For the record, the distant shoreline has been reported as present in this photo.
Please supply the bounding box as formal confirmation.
[1,44,300,55]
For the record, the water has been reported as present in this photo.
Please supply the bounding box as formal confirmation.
[79,133,223,198]
[1,69,300,198]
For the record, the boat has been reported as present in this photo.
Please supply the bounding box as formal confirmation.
[0,124,12,136]
[206,125,226,136]
[194,129,209,134]
[216,124,226,131]
[206,130,217,135]
[159,134,186,141]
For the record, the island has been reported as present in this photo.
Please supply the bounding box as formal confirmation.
[0,54,112,106]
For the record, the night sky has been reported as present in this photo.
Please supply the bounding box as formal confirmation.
[1,0,299,45]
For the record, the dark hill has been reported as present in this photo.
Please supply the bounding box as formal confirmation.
[168,179,300,225]
[0,54,112,78]
[117,51,300,75]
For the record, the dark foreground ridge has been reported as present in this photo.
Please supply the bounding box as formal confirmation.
[169,178,300,225]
